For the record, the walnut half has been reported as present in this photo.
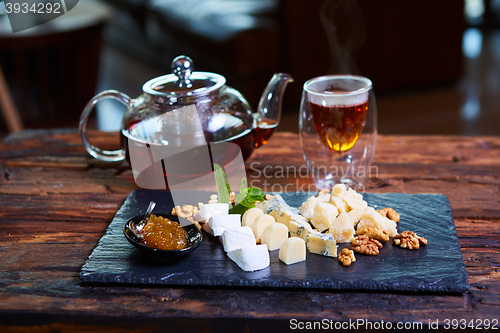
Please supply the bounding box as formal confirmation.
[351,235,383,256]
[171,204,199,218]
[171,205,202,230]
[393,231,427,250]
[356,227,390,243]
[338,248,356,266]
[377,207,400,223]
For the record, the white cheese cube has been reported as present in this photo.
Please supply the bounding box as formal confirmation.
[329,195,349,214]
[194,203,229,222]
[331,184,347,198]
[208,214,241,236]
[305,233,338,257]
[328,212,355,243]
[357,207,398,237]
[221,226,256,252]
[299,196,318,220]
[342,188,368,211]
[261,223,288,251]
[279,237,306,265]
[242,207,263,228]
[227,244,270,271]
[311,201,338,232]
[251,214,275,243]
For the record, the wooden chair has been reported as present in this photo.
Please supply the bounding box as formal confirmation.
[0,63,23,132]
[0,2,110,130]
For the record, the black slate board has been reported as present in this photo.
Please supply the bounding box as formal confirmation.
[79,190,469,293]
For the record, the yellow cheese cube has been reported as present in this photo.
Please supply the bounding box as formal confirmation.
[261,223,289,251]
[251,214,275,243]
[311,201,338,232]
[328,212,355,243]
[242,207,263,228]
[347,208,366,226]
[299,196,318,220]
[357,207,397,237]
[331,184,347,198]
[329,195,349,214]
[279,237,306,265]
[343,188,368,211]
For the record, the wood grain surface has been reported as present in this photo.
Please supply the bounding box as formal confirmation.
[0,129,499,332]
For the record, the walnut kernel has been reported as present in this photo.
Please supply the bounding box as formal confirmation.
[351,235,383,255]
[393,231,427,250]
[338,248,356,266]
[377,207,400,223]
[171,205,199,218]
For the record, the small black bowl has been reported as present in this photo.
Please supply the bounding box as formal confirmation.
[123,214,202,258]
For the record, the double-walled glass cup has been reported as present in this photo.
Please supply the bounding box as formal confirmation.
[299,75,377,191]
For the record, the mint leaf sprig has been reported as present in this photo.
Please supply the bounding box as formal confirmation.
[230,186,266,215]
[213,163,231,204]
[212,163,265,214]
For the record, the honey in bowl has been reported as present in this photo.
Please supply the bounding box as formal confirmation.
[137,214,189,250]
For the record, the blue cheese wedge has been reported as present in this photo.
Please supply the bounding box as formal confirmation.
[227,244,270,271]
[221,226,256,252]
[254,194,299,215]
[269,206,297,229]
[305,232,338,257]
[288,214,318,240]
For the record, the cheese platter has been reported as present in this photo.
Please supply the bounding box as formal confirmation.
[80,189,469,293]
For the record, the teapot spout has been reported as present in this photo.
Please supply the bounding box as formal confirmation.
[256,73,294,126]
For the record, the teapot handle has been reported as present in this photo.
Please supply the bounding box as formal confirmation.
[79,90,131,162]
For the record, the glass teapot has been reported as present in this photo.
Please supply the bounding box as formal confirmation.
[79,55,293,166]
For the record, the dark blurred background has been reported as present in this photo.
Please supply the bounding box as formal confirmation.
[0,0,499,137]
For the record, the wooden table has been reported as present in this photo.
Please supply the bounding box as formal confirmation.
[0,130,498,331]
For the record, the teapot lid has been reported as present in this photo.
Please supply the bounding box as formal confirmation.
[142,56,225,99]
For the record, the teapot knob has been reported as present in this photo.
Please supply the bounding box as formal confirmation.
[171,55,193,88]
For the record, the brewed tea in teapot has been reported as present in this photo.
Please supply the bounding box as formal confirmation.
[79,56,292,188]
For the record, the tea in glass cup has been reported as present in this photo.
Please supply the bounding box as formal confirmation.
[299,75,377,190]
